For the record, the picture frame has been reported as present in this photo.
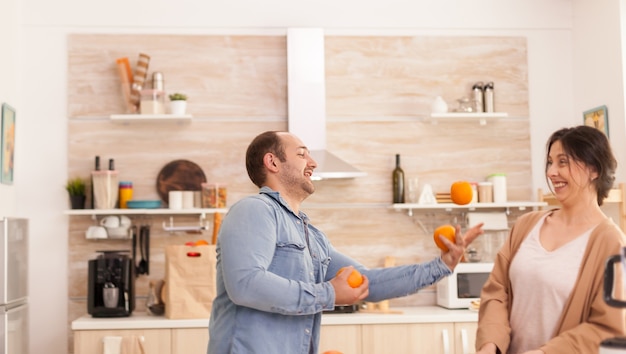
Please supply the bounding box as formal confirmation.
[583,105,609,137]
[1,103,16,184]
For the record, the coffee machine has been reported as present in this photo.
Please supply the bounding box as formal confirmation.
[87,250,135,317]
[601,247,626,354]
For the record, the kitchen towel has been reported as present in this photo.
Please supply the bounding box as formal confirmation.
[121,335,145,354]
[102,336,122,354]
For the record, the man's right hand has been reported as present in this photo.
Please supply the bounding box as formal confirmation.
[330,266,369,305]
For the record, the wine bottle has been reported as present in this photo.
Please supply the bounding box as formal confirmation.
[392,154,405,203]
[90,156,100,209]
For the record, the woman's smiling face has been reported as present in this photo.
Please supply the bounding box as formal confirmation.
[547,140,597,204]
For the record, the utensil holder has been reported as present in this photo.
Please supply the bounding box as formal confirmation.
[92,170,119,209]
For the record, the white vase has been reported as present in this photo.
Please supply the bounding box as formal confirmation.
[431,96,448,114]
[170,100,187,115]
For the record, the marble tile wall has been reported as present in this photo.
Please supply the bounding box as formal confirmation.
[66,33,530,351]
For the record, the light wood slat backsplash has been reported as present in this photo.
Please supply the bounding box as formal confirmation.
[66,33,530,347]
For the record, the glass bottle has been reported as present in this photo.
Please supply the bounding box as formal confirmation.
[146,280,165,316]
[392,154,405,203]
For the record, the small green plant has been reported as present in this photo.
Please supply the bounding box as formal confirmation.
[169,93,188,101]
[65,177,86,196]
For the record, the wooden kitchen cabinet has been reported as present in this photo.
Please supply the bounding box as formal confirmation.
[361,323,455,354]
[73,327,209,354]
[454,322,478,354]
[320,324,362,353]
[74,328,171,354]
[172,328,209,354]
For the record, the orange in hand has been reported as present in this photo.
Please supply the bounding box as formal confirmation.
[336,267,364,288]
[323,351,344,354]
[433,224,456,252]
[450,181,473,205]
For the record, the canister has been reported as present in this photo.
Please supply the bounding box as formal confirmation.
[472,82,484,113]
[484,82,495,112]
[119,181,133,209]
[477,182,494,203]
[139,89,166,114]
[487,173,507,203]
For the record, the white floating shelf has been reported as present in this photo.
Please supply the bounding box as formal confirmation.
[64,208,227,218]
[391,201,547,214]
[429,112,508,125]
[109,114,193,123]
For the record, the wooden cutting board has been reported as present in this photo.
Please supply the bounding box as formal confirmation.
[156,159,207,204]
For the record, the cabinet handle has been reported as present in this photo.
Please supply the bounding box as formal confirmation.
[460,328,469,354]
[442,328,450,354]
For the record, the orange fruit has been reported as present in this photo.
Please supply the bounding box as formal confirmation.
[336,267,364,288]
[433,224,456,252]
[450,181,473,205]
[323,351,344,354]
[195,239,209,246]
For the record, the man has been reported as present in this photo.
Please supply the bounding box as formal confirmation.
[208,131,483,354]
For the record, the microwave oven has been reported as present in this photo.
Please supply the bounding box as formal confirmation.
[436,262,494,309]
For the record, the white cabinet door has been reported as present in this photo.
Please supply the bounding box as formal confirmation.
[362,323,455,354]
[74,329,171,354]
[454,322,478,354]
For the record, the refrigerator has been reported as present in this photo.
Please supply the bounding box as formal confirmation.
[0,218,28,354]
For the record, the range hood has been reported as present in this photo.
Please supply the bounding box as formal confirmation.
[287,28,367,181]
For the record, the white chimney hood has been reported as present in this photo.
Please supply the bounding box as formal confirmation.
[287,28,367,181]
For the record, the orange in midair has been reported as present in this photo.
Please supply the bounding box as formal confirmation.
[450,181,473,205]
[433,224,456,252]
[336,267,364,288]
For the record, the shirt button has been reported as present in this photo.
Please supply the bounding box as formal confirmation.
[310,271,314,277]
[305,329,310,334]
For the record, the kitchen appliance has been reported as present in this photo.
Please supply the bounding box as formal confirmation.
[87,250,135,317]
[600,246,626,353]
[437,262,493,309]
[286,28,366,181]
[323,304,359,314]
[0,217,29,354]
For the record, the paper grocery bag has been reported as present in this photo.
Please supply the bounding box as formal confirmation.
[164,244,217,319]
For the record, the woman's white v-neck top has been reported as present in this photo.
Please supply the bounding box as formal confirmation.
[508,214,592,354]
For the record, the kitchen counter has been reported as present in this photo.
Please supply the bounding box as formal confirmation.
[71,306,477,330]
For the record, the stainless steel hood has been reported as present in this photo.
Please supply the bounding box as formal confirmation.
[287,28,367,180]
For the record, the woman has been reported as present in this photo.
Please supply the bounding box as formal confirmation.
[476,125,626,354]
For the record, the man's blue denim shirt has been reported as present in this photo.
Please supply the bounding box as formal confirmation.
[208,187,452,354]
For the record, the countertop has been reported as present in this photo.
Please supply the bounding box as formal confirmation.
[71,306,478,331]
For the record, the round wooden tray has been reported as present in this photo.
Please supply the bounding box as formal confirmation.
[156,159,207,204]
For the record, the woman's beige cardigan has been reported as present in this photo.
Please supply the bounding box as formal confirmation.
[476,210,626,354]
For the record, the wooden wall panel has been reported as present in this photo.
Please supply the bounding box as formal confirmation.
[67,34,531,346]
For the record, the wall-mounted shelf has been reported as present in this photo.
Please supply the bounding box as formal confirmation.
[429,112,508,125]
[64,208,227,220]
[109,114,192,123]
[391,201,547,216]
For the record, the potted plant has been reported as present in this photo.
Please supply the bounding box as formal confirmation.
[66,177,87,209]
[169,92,188,115]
